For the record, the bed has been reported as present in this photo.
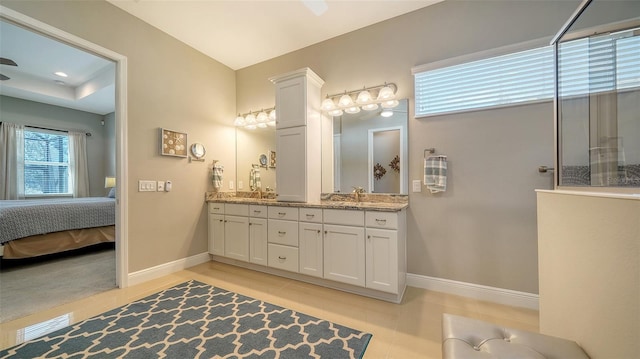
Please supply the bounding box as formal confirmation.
[0,197,115,259]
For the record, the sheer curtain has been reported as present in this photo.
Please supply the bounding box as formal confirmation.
[69,131,90,197]
[0,122,25,200]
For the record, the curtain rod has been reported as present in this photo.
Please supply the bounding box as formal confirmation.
[25,125,91,137]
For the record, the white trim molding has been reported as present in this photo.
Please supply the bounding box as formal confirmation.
[128,252,211,287]
[407,273,539,310]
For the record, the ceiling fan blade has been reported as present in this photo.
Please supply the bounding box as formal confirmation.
[0,57,18,66]
[0,74,10,81]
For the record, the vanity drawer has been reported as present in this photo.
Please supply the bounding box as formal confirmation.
[225,203,249,216]
[208,203,224,214]
[249,205,268,218]
[323,209,364,226]
[365,211,398,230]
[268,244,299,273]
[268,219,299,246]
[299,208,322,223]
[268,206,299,221]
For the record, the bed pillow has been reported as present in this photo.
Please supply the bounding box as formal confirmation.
[107,187,116,198]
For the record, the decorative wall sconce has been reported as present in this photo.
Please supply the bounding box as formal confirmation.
[321,83,399,117]
[234,107,276,130]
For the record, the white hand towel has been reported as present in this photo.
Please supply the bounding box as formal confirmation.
[212,165,224,191]
[424,155,447,193]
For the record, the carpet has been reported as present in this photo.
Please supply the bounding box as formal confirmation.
[0,245,116,323]
[0,280,372,358]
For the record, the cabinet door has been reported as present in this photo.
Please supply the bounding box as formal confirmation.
[224,215,249,262]
[276,127,306,202]
[323,224,365,286]
[365,228,398,293]
[249,218,268,266]
[299,222,323,278]
[275,76,306,129]
[208,214,225,256]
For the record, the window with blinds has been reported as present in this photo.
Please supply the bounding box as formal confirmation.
[413,29,640,117]
[24,129,70,195]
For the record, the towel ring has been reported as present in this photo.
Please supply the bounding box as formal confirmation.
[424,148,435,157]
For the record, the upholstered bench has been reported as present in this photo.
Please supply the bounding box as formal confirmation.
[442,314,590,358]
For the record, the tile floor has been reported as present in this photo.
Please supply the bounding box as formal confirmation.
[0,261,539,358]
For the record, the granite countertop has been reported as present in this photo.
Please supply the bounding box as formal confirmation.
[205,194,408,212]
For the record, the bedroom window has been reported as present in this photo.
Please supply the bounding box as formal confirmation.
[24,129,70,195]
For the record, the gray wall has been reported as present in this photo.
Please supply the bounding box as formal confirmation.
[0,95,110,197]
[236,0,581,294]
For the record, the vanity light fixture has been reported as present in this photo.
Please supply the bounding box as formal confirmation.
[380,108,394,117]
[322,82,398,117]
[233,107,276,130]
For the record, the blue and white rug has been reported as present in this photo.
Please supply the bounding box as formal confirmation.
[0,280,372,358]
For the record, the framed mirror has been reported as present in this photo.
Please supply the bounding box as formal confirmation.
[235,126,276,192]
[329,99,408,194]
[190,143,206,159]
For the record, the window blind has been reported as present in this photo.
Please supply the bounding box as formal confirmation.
[414,28,640,117]
[24,130,70,195]
[414,46,554,117]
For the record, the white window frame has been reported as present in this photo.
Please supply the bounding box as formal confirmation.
[23,128,72,197]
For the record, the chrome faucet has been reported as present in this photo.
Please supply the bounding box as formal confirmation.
[352,186,365,202]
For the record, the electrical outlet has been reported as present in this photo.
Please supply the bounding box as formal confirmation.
[412,180,422,193]
[238,181,244,190]
[229,180,234,190]
[157,181,165,191]
[138,180,156,192]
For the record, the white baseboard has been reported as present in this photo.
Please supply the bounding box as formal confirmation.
[407,273,539,310]
[127,252,210,287]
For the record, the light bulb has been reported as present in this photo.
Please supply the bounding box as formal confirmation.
[338,94,354,108]
[381,109,393,117]
[256,111,268,123]
[344,106,361,114]
[267,120,276,127]
[377,85,395,100]
[257,122,267,128]
[268,109,276,121]
[245,113,256,125]
[321,98,336,111]
[381,99,399,109]
[362,103,379,111]
[356,90,373,104]
[245,124,257,130]
[328,109,344,117]
[234,115,246,127]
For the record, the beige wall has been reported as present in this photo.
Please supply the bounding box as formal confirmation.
[537,191,639,358]
[236,0,580,293]
[2,0,237,272]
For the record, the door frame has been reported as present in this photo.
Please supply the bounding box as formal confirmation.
[1,5,130,287]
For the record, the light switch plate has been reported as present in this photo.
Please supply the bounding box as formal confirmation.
[157,181,165,191]
[412,180,422,193]
[229,180,234,190]
[139,180,156,192]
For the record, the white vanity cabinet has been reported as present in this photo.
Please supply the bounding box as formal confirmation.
[267,206,299,272]
[270,68,324,203]
[208,201,407,303]
[323,209,366,287]
[299,208,323,278]
[207,203,225,256]
[248,205,268,266]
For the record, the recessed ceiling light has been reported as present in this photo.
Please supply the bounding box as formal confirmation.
[54,71,68,78]
[54,80,66,86]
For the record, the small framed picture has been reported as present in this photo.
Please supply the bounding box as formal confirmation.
[160,128,188,157]
[269,150,276,168]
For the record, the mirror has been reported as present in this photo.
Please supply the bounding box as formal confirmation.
[235,126,276,192]
[330,99,408,194]
[190,143,206,159]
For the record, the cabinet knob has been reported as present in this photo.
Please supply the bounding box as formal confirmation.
[368,235,371,239]
[218,219,223,222]
[317,230,321,234]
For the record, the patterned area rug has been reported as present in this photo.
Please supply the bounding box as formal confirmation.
[0,280,372,358]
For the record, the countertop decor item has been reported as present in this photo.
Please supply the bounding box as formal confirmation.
[160,128,187,157]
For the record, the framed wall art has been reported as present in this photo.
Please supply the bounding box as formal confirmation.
[269,150,276,168]
[160,128,188,157]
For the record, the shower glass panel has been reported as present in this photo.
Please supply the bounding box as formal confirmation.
[555,0,640,188]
